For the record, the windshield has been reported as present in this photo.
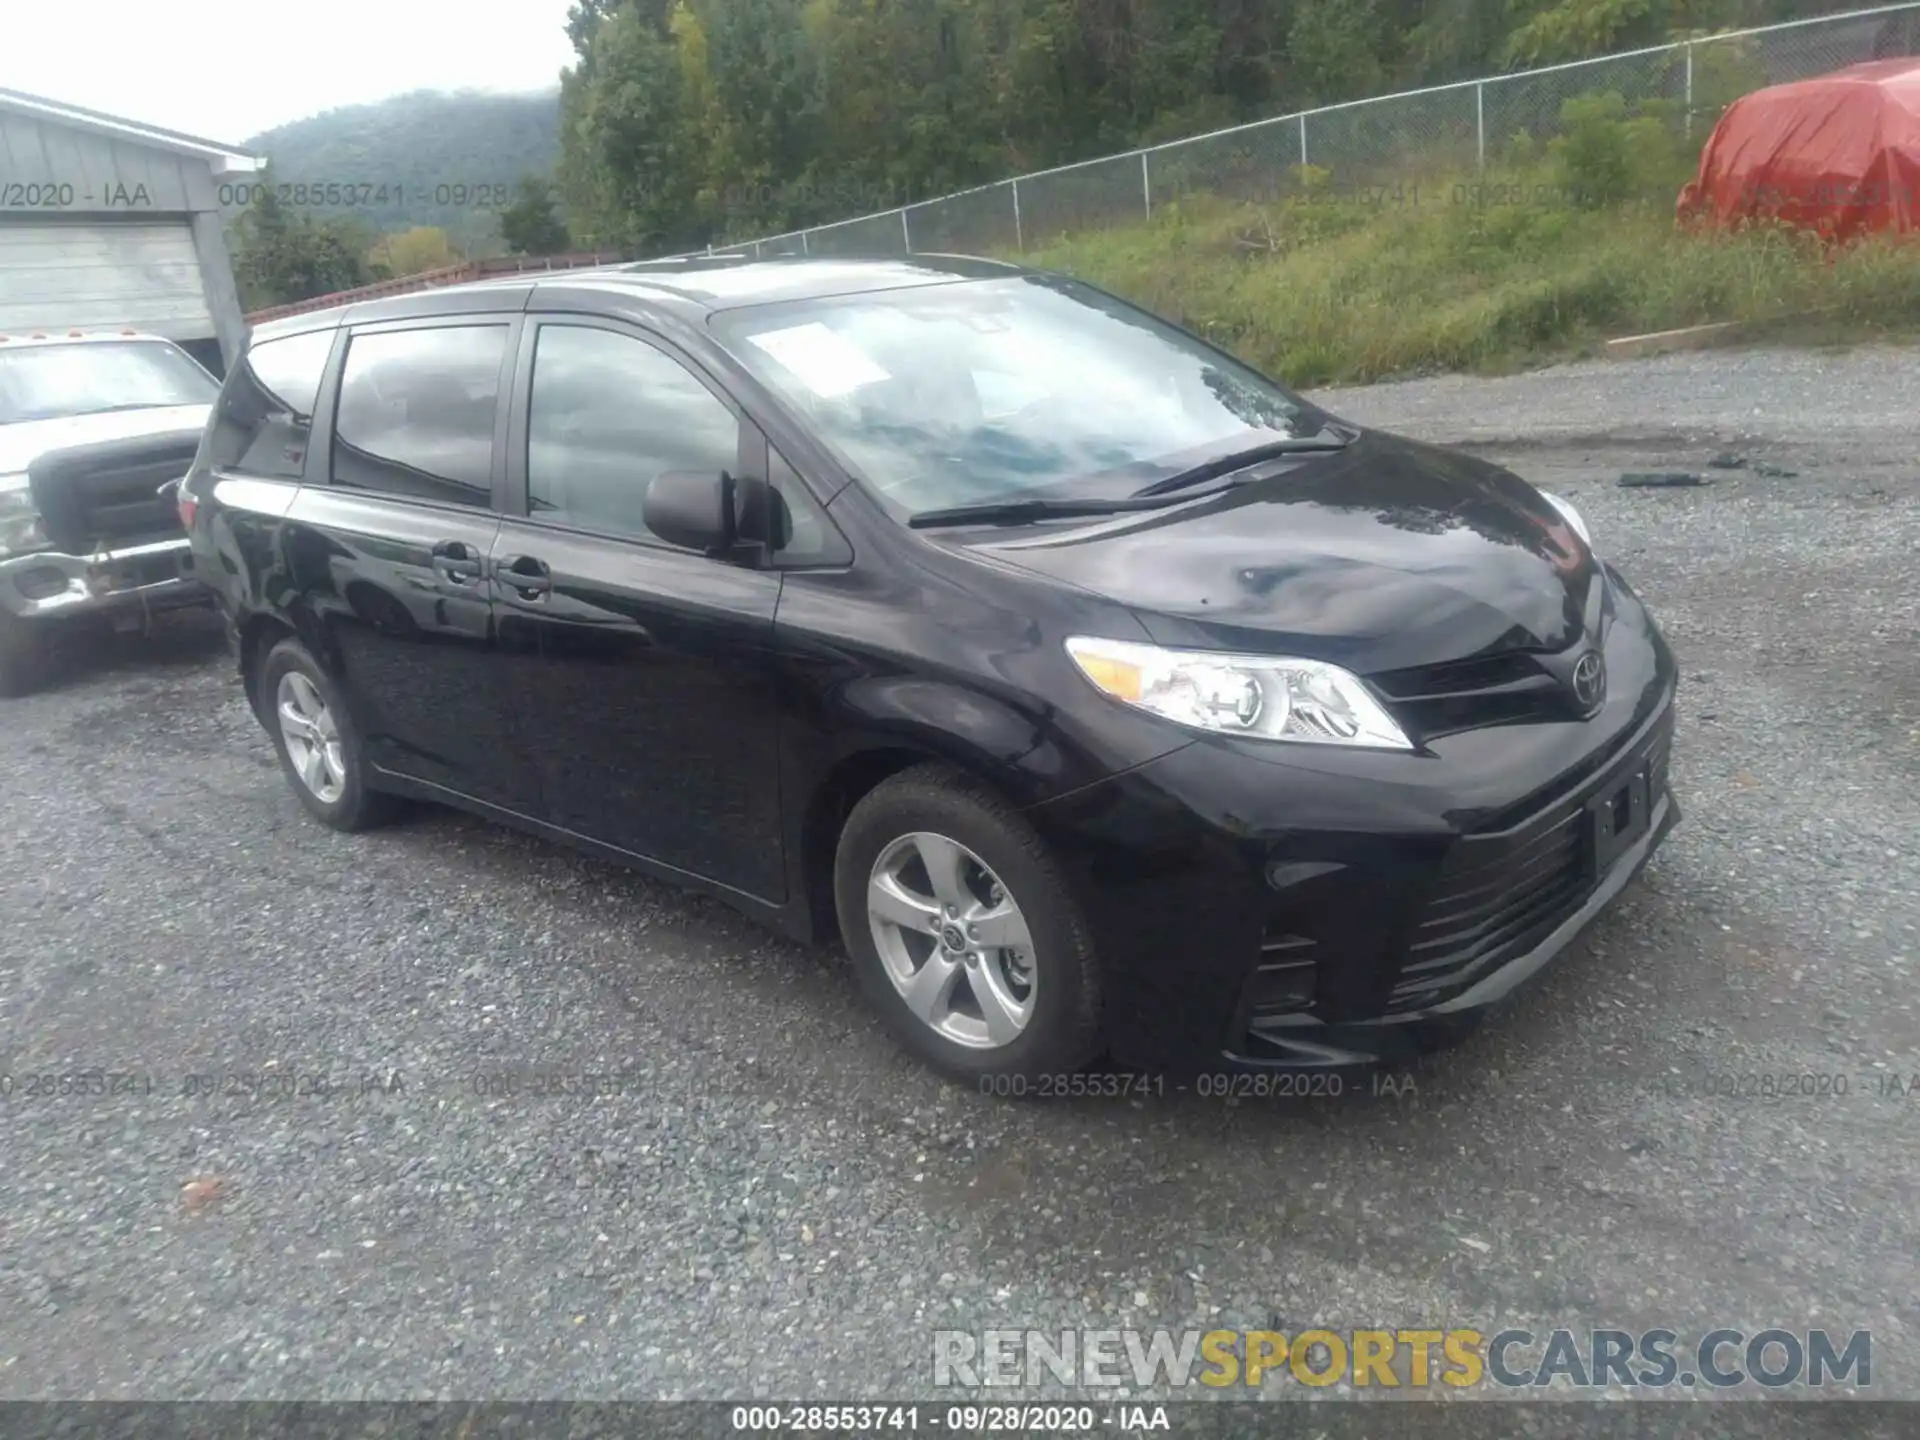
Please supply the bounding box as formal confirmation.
[710,275,1320,518]
[0,340,219,425]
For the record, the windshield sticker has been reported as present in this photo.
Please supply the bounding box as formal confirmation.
[745,323,891,398]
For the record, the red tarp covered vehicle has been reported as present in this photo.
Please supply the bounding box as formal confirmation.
[1679,57,1920,242]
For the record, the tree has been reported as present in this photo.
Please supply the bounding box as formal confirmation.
[699,0,826,232]
[558,0,704,252]
[1503,0,1657,66]
[1499,0,1756,68]
[499,175,574,254]
[1289,0,1386,105]
[368,226,464,278]
[229,172,375,309]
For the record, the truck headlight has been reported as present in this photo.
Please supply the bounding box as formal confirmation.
[0,477,49,560]
[1065,636,1413,750]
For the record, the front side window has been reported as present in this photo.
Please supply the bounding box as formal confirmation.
[709,275,1319,520]
[205,329,334,480]
[767,444,848,566]
[332,325,507,508]
[0,339,219,425]
[527,325,741,545]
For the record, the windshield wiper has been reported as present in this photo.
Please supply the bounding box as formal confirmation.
[908,424,1361,528]
[908,495,1181,529]
[1129,426,1358,499]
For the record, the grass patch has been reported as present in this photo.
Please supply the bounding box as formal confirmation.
[1022,176,1920,387]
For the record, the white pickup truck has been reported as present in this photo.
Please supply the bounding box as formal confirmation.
[0,331,218,695]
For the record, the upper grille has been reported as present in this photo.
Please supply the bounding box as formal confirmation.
[1370,650,1569,740]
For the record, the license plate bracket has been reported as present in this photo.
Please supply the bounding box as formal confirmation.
[1588,765,1651,878]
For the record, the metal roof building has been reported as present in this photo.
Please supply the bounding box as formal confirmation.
[0,87,264,373]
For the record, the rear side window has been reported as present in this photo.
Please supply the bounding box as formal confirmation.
[332,325,507,508]
[204,329,334,479]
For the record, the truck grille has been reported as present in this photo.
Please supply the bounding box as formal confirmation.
[1387,707,1674,1013]
[28,430,200,554]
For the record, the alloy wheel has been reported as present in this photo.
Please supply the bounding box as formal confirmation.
[866,831,1037,1049]
[277,670,347,805]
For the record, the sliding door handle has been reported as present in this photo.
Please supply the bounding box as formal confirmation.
[429,540,483,585]
[497,554,552,599]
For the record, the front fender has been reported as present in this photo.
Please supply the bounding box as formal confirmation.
[830,675,1065,805]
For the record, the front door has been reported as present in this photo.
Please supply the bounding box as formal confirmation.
[494,318,786,900]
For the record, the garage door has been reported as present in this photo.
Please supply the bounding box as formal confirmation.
[0,220,212,340]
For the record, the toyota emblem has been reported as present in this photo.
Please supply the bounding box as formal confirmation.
[1571,651,1606,710]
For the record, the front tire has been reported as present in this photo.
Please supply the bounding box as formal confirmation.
[260,638,396,832]
[0,614,47,698]
[834,763,1102,1084]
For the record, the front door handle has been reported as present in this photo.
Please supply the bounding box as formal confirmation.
[430,540,483,585]
[497,554,552,600]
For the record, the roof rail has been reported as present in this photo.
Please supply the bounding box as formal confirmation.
[244,252,627,326]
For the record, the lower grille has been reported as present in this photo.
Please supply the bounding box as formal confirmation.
[100,546,190,591]
[1245,928,1319,1019]
[1389,811,1588,1012]
[1388,708,1673,1013]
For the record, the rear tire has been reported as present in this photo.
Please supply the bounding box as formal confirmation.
[834,762,1102,1085]
[0,614,46,698]
[260,638,397,832]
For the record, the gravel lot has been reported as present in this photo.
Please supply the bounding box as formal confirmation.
[0,345,1914,1416]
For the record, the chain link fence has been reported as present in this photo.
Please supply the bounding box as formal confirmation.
[690,2,1920,262]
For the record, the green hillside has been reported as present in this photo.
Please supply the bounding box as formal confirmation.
[237,90,562,256]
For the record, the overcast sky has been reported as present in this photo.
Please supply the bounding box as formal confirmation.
[1,0,578,142]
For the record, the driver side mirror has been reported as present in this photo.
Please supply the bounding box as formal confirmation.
[644,470,738,557]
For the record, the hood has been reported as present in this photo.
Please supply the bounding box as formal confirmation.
[952,431,1603,675]
[0,404,212,476]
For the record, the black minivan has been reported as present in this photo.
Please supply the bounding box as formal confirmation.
[180,255,1678,1082]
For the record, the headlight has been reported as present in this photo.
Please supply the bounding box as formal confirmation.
[1537,490,1592,549]
[0,476,49,560]
[1065,636,1413,750]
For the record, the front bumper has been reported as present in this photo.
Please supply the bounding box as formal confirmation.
[1029,593,1681,1074]
[0,537,207,625]
[1226,735,1678,1068]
